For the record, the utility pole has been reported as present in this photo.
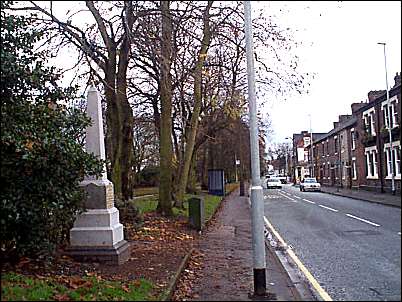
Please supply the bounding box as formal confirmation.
[309,114,314,177]
[244,1,266,296]
[235,153,238,182]
[378,42,396,195]
[285,137,292,182]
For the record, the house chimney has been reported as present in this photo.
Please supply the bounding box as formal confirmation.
[338,114,351,123]
[351,103,366,113]
[333,121,339,129]
[367,90,385,102]
[394,72,401,87]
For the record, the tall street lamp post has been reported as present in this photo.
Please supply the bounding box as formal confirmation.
[285,137,292,182]
[308,114,314,177]
[244,1,266,296]
[378,42,396,195]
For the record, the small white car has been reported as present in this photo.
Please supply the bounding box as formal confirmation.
[267,177,282,189]
[300,178,321,192]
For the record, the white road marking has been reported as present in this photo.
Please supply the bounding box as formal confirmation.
[293,195,302,199]
[277,191,297,202]
[263,216,333,301]
[318,205,339,212]
[345,214,381,227]
[303,198,316,204]
[398,232,401,236]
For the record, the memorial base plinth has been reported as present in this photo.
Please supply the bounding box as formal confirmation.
[67,240,130,265]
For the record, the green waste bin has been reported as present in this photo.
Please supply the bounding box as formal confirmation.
[188,197,204,231]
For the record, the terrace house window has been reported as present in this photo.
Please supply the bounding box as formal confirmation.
[351,129,356,150]
[363,108,376,136]
[352,158,357,180]
[384,142,401,178]
[340,135,344,153]
[334,136,338,154]
[382,96,399,129]
[365,147,378,179]
[327,163,330,179]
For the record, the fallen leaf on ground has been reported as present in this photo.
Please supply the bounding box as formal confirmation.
[122,284,130,293]
[53,293,70,301]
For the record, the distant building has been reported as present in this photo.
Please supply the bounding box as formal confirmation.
[291,131,326,183]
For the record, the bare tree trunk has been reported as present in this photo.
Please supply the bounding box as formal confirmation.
[117,2,135,200]
[157,0,173,216]
[187,151,198,194]
[176,1,213,206]
[201,143,209,190]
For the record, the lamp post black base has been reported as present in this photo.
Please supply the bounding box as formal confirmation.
[253,268,267,296]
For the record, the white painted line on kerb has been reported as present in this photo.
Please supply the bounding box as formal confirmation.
[263,216,332,301]
[277,191,297,202]
[318,205,339,212]
[346,214,381,227]
[303,198,316,204]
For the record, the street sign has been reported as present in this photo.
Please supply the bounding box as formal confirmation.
[236,160,240,165]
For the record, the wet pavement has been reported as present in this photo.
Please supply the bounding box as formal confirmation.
[189,189,315,301]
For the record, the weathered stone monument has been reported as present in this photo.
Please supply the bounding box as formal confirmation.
[68,85,130,265]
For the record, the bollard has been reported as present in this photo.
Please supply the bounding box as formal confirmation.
[240,180,245,196]
[188,197,204,231]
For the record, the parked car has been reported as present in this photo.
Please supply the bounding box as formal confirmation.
[276,176,287,184]
[267,177,282,189]
[300,178,321,192]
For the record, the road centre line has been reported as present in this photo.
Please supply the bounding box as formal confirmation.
[277,191,297,202]
[302,198,316,204]
[345,214,381,227]
[318,205,339,212]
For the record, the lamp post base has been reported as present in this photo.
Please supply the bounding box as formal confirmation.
[253,268,267,296]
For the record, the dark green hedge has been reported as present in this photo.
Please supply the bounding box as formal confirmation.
[0,2,103,259]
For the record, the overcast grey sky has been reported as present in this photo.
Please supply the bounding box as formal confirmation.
[255,1,401,146]
[39,1,401,148]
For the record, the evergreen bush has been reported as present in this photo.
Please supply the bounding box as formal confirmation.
[0,2,103,259]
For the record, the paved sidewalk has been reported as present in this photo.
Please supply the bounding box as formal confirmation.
[319,186,401,208]
[189,189,315,301]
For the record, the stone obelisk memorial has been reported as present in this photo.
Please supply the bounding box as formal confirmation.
[69,85,130,265]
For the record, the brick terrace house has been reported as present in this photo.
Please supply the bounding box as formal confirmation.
[306,72,401,194]
[310,115,357,188]
[352,75,401,193]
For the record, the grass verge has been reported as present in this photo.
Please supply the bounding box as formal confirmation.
[133,187,158,197]
[133,184,242,221]
[1,272,154,301]
[225,182,240,195]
